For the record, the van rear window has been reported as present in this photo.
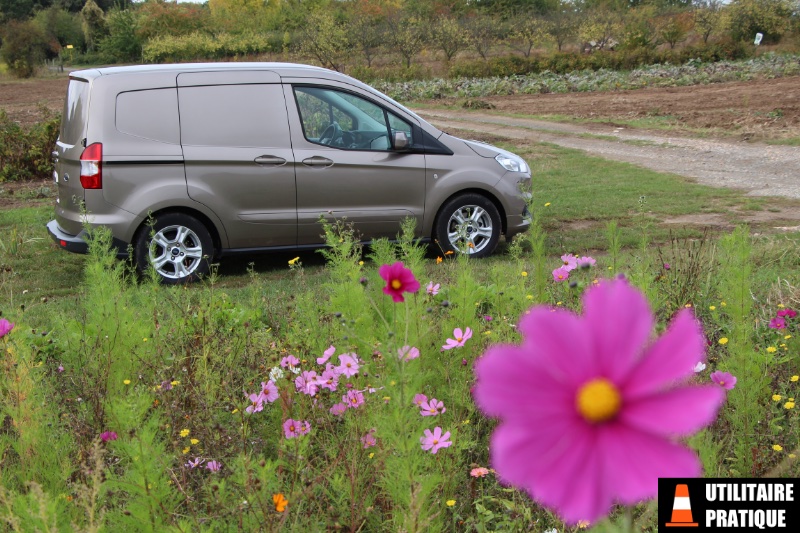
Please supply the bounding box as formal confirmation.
[61,79,89,146]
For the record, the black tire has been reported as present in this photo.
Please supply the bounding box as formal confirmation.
[134,213,214,284]
[433,193,502,258]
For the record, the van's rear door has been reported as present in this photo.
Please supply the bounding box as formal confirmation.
[54,76,91,235]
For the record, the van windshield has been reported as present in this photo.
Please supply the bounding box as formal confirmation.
[61,79,89,145]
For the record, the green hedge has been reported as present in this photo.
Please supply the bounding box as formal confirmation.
[0,107,60,182]
[142,31,280,63]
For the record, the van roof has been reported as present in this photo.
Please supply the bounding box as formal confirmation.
[73,62,337,79]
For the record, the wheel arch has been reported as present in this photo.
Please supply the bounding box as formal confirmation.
[430,188,508,238]
[132,207,223,260]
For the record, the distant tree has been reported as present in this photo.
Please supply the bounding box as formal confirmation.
[81,0,107,52]
[580,7,623,50]
[347,12,385,68]
[724,0,793,44]
[620,5,661,50]
[427,15,469,62]
[99,8,142,62]
[33,6,85,53]
[693,0,723,43]
[465,15,502,60]
[659,11,693,48]
[509,14,552,57]
[298,10,351,72]
[0,19,49,77]
[384,11,425,68]
[547,1,578,51]
[136,1,211,41]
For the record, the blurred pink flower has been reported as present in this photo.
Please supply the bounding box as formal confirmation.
[413,393,428,407]
[420,398,446,417]
[280,355,300,368]
[295,371,319,396]
[205,460,221,472]
[100,431,118,442]
[473,278,725,525]
[577,256,596,268]
[560,254,578,271]
[0,318,14,338]
[777,309,797,318]
[330,403,347,416]
[398,345,420,361]
[470,467,490,478]
[361,429,377,449]
[344,390,365,409]
[185,457,204,469]
[710,371,737,390]
[283,419,310,438]
[319,369,339,391]
[246,391,265,414]
[379,261,420,303]
[769,317,786,329]
[420,427,452,454]
[336,353,360,377]
[442,327,472,350]
[317,345,336,365]
[552,267,570,282]
[426,281,440,296]
[261,380,279,403]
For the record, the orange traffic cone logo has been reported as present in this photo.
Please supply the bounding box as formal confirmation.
[666,484,698,527]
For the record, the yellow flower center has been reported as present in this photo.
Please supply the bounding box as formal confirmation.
[433,439,439,445]
[576,378,622,423]
[391,279,402,290]
[456,337,463,342]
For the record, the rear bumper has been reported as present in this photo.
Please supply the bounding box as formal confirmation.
[46,220,129,257]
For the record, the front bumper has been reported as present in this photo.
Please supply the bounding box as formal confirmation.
[46,220,129,257]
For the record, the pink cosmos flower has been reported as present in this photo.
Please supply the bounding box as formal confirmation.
[379,261,421,303]
[361,429,377,449]
[560,254,578,271]
[473,278,725,525]
[420,427,452,454]
[0,318,14,338]
[319,369,339,391]
[769,317,787,329]
[280,355,300,368]
[398,345,420,361]
[710,371,737,390]
[100,431,118,442]
[484,315,493,322]
[442,327,473,350]
[261,380,279,403]
[185,457,204,469]
[777,309,797,319]
[471,467,490,478]
[336,353,360,377]
[295,371,319,396]
[344,390,365,409]
[205,460,221,472]
[426,281,440,296]
[577,256,596,268]
[246,391,265,414]
[552,267,570,282]
[317,345,336,365]
[330,403,347,416]
[420,398,446,416]
[413,393,428,407]
[57,364,64,373]
[283,419,310,438]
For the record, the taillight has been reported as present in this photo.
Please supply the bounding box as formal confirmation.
[80,142,102,189]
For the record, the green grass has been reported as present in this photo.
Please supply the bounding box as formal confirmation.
[765,137,800,146]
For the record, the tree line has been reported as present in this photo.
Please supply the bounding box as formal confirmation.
[1,0,798,78]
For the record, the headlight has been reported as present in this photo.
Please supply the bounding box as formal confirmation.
[495,153,529,173]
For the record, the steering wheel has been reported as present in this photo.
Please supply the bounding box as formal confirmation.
[319,122,342,146]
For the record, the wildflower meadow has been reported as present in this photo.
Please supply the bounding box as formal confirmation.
[0,200,799,531]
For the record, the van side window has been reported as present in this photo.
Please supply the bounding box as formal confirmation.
[178,84,288,147]
[116,89,180,144]
[294,86,411,151]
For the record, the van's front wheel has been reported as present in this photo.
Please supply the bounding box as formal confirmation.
[433,194,501,258]
[135,213,213,284]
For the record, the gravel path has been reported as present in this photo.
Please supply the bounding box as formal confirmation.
[417,110,800,200]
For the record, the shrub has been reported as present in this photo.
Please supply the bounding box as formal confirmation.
[0,107,61,182]
[0,20,51,78]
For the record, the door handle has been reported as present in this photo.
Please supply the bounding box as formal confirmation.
[301,156,334,168]
[254,155,287,166]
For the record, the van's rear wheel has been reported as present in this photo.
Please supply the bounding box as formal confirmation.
[433,193,501,258]
[135,213,213,284]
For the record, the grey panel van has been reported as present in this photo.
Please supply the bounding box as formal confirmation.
[47,63,531,283]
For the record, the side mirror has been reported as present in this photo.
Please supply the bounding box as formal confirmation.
[393,131,409,151]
